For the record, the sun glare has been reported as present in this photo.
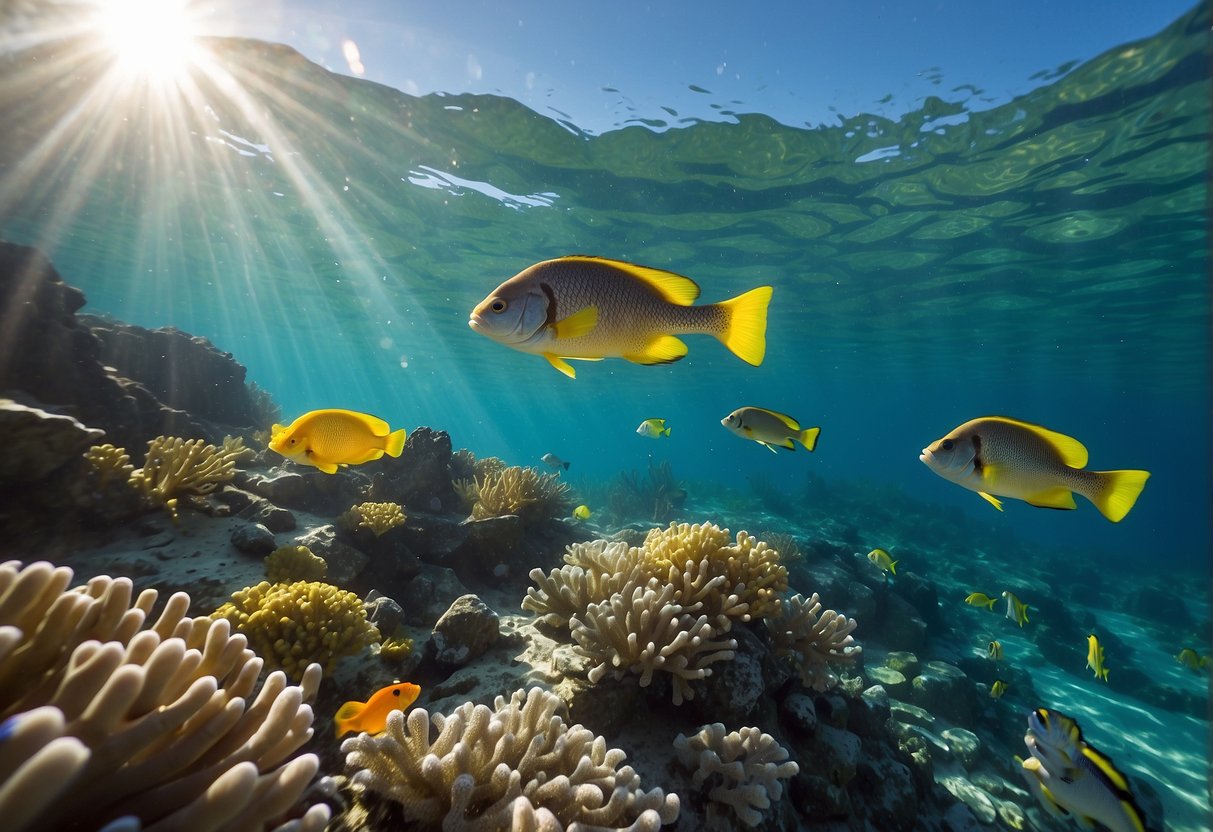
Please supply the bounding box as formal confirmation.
[93,0,200,81]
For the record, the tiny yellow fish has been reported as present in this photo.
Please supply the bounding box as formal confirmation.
[990,679,1009,699]
[1003,591,1030,627]
[269,409,406,474]
[469,256,772,378]
[964,592,998,611]
[919,416,1150,522]
[866,548,897,575]
[334,682,421,738]
[721,406,820,454]
[1086,634,1109,682]
[987,640,1004,661]
[573,504,592,520]
[1176,648,1209,671]
[636,418,671,439]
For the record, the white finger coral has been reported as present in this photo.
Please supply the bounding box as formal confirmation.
[523,540,641,628]
[0,560,330,832]
[342,686,680,830]
[570,579,737,705]
[767,592,861,692]
[673,723,799,829]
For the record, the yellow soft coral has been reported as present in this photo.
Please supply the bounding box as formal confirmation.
[376,634,414,663]
[265,545,328,583]
[212,580,380,681]
[341,501,406,536]
[83,443,134,488]
[467,465,571,522]
[129,435,247,520]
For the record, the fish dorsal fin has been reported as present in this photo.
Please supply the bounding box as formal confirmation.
[552,305,598,339]
[1081,746,1131,794]
[328,409,391,437]
[989,416,1089,467]
[761,407,801,431]
[566,256,701,305]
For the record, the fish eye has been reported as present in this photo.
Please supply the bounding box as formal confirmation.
[288,438,297,446]
[490,298,507,313]
[941,439,954,451]
[392,688,401,697]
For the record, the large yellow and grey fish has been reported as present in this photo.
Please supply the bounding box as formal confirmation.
[469,256,773,378]
[919,416,1150,522]
[721,406,820,453]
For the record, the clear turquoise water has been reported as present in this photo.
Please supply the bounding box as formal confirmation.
[0,5,1207,569]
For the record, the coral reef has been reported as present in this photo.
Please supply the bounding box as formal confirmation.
[522,540,639,628]
[376,634,414,663]
[341,686,680,830]
[673,723,799,829]
[463,464,571,523]
[129,435,249,520]
[211,580,381,681]
[265,545,328,583]
[768,592,861,691]
[0,560,329,832]
[341,501,407,537]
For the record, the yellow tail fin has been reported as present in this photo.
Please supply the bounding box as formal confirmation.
[716,285,772,366]
[385,428,408,457]
[799,426,821,452]
[1088,469,1150,522]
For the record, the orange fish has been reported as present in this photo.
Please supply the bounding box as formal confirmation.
[334,682,421,738]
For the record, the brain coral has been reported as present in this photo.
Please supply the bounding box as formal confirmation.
[0,560,330,832]
[212,580,380,681]
[342,686,679,830]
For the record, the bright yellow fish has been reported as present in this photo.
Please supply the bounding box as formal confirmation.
[866,548,897,575]
[964,592,998,611]
[987,640,1004,661]
[990,679,1009,699]
[721,406,820,454]
[919,416,1149,522]
[1086,634,1109,682]
[469,256,772,378]
[636,418,671,439]
[1176,648,1209,671]
[573,504,592,520]
[269,409,407,474]
[334,682,421,738]
[1003,591,1030,627]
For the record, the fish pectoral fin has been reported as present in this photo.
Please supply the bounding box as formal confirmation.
[552,305,598,339]
[978,491,1004,511]
[623,335,688,365]
[543,353,577,378]
[1025,487,1077,510]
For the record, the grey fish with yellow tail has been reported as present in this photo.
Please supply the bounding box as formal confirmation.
[919,416,1150,522]
[721,406,820,454]
[469,256,773,378]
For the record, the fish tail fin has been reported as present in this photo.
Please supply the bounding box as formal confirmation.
[889,560,898,576]
[385,428,408,458]
[563,461,570,470]
[798,426,820,451]
[1085,469,1150,522]
[986,599,996,611]
[663,425,672,437]
[715,285,772,366]
[334,700,364,737]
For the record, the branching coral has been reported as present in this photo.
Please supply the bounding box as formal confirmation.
[342,686,679,830]
[128,435,248,520]
[673,724,798,829]
[376,634,413,663]
[264,545,328,583]
[211,580,380,681]
[341,501,406,536]
[570,579,737,706]
[522,541,641,628]
[767,592,860,692]
[466,465,571,522]
[83,443,134,489]
[0,560,330,832]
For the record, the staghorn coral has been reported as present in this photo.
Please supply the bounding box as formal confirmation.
[342,686,679,830]
[467,465,571,523]
[264,545,328,583]
[211,580,380,681]
[128,435,248,520]
[767,592,861,692]
[0,560,330,832]
[673,723,799,830]
[341,501,406,536]
[571,579,737,706]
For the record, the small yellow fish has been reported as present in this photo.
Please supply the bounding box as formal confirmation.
[987,640,1004,661]
[573,504,592,520]
[1003,591,1030,627]
[1176,648,1209,671]
[469,256,772,378]
[721,406,820,454]
[964,592,998,611]
[866,548,898,575]
[636,418,671,439]
[919,416,1149,522]
[990,679,1009,699]
[334,682,421,738]
[269,409,406,474]
[1086,634,1109,682]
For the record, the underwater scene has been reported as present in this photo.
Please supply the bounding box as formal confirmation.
[0,1,1208,831]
